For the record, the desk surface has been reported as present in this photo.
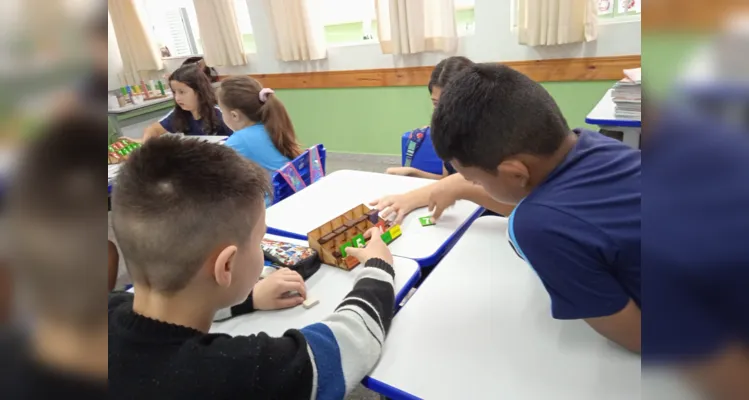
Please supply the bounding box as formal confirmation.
[108,95,173,114]
[265,170,483,264]
[211,234,420,337]
[366,216,643,400]
[586,89,642,128]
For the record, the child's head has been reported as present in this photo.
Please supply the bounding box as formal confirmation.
[431,63,569,205]
[181,56,219,83]
[428,56,474,108]
[112,137,270,309]
[218,76,302,159]
[168,64,220,134]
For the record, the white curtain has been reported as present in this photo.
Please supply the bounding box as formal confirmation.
[376,0,458,55]
[108,0,164,83]
[192,0,248,66]
[517,0,598,46]
[267,0,327,61]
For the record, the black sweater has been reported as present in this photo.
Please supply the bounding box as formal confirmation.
[109,258,395,400]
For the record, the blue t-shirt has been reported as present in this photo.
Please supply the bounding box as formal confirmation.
[224,124,291,173]
[643,106,749,362]
[508,129,641,320]
[159,106,232,136]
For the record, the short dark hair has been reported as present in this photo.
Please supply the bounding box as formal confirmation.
[112,136,270,293]
[428,56,474,93]
[431,63,569,171]
[7,114,105,325]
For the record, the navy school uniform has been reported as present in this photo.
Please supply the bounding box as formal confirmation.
[643,105,749,362]
[508,129,641,319]
[159,105,233,136]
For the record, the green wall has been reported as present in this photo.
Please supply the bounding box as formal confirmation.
[278,81,615,155]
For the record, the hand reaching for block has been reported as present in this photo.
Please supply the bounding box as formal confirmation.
[345,227,394,266]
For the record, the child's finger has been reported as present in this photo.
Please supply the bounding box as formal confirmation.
[380,206,397,219]
[431,204,445,222]
[276,296,304,309]
[345,246,364,259]
[362,226,382,240]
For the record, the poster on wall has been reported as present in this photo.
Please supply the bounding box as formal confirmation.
[618,0,636,14]
[597,0,614,15]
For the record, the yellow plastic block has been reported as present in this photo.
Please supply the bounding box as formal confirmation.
[388,225,402,240]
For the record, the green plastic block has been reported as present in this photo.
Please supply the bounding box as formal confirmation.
[381,231,393,244]
[352,234,366,248]
[340,241,353,258]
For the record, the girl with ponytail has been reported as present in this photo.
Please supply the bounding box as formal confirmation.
[219,76,302,174]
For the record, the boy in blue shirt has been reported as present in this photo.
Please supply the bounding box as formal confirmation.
[431,63,641,352]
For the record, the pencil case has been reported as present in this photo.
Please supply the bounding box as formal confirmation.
[261,239,321,281]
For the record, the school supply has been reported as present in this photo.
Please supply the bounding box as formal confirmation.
[108,138,142,164]
[400,127,443,175]
[270,144,326,205]
[419,216,435,226]
[261,238,321,281]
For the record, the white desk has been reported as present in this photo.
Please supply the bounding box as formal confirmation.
[210,234,421,338]
[586,89,642,149]
[365,216,643,400]
[265,170,484,267]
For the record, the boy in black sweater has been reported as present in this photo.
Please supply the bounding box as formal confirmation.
[109,136,396,399]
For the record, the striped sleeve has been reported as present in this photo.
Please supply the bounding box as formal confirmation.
[300,258,395,398]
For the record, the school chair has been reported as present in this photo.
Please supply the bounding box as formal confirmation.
[271,144,327,205]
[400,127,443,175]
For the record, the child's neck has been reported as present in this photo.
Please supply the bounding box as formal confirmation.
[132,284,216,333]
[527,132,578,189]
[234,120,257,131]
[190,109,201,120]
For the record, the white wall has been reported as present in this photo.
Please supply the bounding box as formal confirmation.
[116,0,641,81]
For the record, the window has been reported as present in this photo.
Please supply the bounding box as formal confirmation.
[455,0,475,36]
[234,0,257,53]
[321,0,377,45]
[320,0,475,46]
[137,0,255,58]
[512,0,641,29]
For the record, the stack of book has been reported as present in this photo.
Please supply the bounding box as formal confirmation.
[612,68,641,120]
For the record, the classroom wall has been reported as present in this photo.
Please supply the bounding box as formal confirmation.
[109,0,641,154]
[277,80,615,155]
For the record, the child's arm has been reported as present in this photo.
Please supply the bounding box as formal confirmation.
[385,166,445,180]
[584,299,641,353]
[429,173,515,220]
[200,229,395,399]
[213,268,307,321]
[142,122,168,142]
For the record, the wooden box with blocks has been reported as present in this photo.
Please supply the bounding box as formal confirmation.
[307,204,401,270]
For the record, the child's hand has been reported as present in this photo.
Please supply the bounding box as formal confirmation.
[370,193,419,225]
[428,180,460,222]
[252,268,307,310]
[346,227,394,266]
[385,167,415,176]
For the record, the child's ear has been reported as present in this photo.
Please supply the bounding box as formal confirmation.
[230,110,240,121]
[498,160,530,188]
[213,245,238,288]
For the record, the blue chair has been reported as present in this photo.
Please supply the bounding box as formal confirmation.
[270,144,326,205]
[400,127,443,175]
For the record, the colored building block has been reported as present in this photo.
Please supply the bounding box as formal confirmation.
[375,220,385,231]
[344,255,359,269]
[339,240,353,258]
[419,216,435,226]
[388,225,402,240]
[352,234,366,248]
[381,230,393,244]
